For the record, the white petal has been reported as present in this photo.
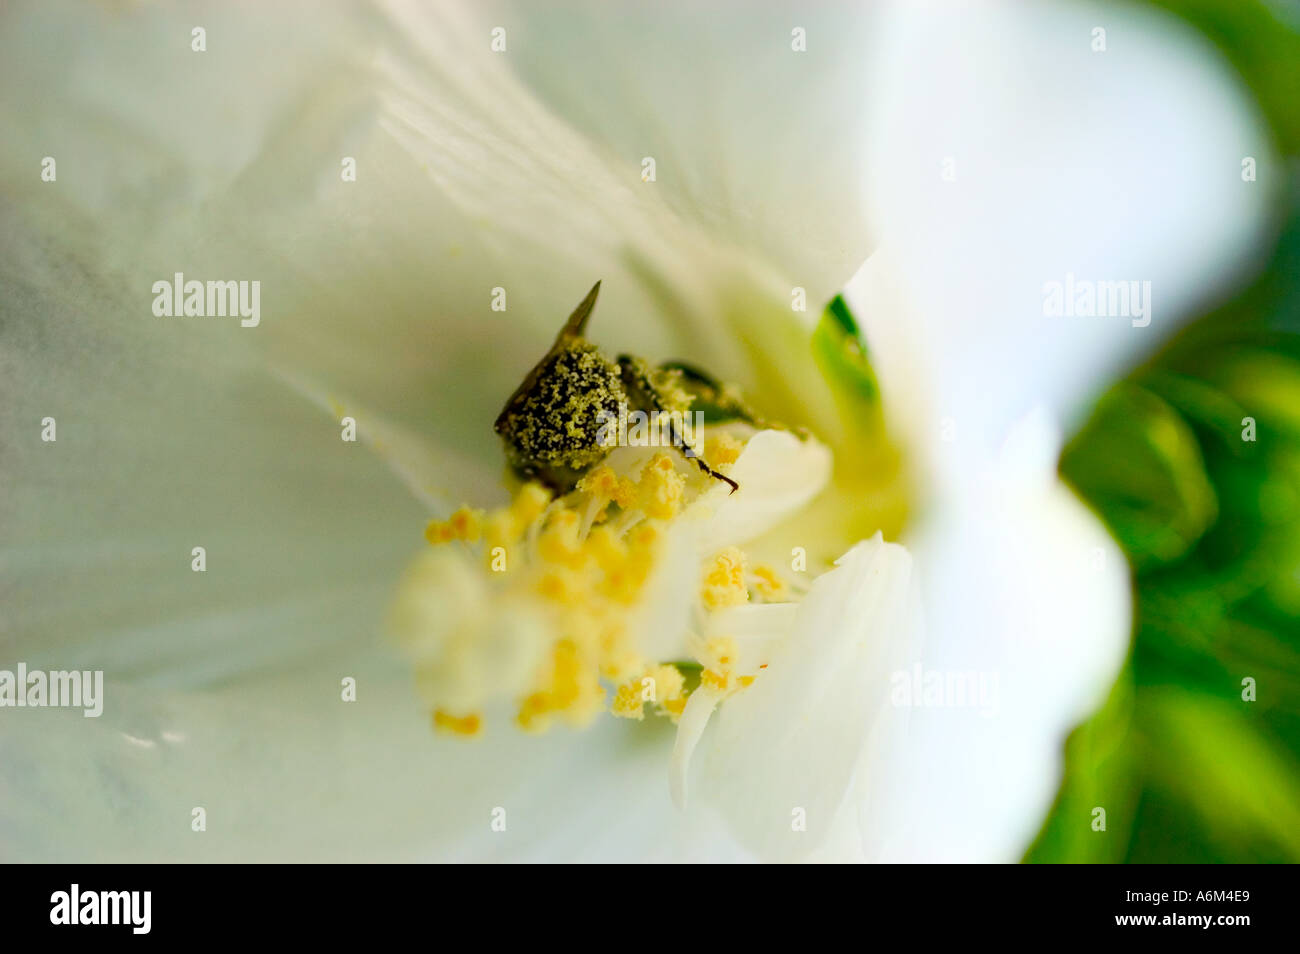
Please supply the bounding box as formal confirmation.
[277,368,499,516]
[686,535,920,861]
[669,688,722,811]
[874,410,1132,861]
[471,0,881,306]
[833,1,1264,860]
[690,429,833,546]
[671,601,798,811]
[0,220,440,682]
[702,603,800,674]
[1,0,854,610]
[623,520,699,665]
[390,548,551,714]
[0,1,498,680]
[354,0,870,435]
[0,0,1227,865]
[851,0,1275,492]
[0,656,744,862]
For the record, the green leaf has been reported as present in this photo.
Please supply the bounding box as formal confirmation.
[1024,673,1140,863]
[1133,0,1300,157]
[1133,688,1300,861]
[811,293,879,407]
[1032,0,1300,864]
[1061,383,1218,571]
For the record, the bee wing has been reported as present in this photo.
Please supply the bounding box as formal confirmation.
[495,281,603,434]
[555,280,601,342]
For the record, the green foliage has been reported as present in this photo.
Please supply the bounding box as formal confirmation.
[1028,0,1300,865]
[1029,193,1300,862]
[812,294,881,406]
[1137,0,1300,157]
[1059,383,1217,571]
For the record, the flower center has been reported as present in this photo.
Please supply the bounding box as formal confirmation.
[408,427,798,736]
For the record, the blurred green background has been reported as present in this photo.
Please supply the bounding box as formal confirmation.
[1026,0,1300,862]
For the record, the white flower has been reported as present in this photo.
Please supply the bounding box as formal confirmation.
[0,0,1272,861]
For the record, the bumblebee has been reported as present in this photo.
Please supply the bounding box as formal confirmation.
[494,282,769,496]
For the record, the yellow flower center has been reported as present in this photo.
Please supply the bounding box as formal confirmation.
[416,433,792,735]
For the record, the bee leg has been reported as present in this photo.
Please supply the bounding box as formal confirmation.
[688,450,739,494]
[666,417,739,495]
[619,354,740,494]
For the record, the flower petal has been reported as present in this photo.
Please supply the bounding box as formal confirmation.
[690,429,833,546]
[471,0,881,306]
[0,656,744,861]
[851,0,1276,493]
[874,410,1132,861]
[683,534,920,861]
[0,206,444,683]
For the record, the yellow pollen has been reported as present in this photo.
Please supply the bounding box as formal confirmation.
[751,563,787,601]
[597,622,643,682]
[651,663,686,698]
[576,466,621,524]
[536,569,583,606]
[577,465,621,499]
[627,522,660,550]
[448,507,483,543]
[598,523,660,605]
[701,635,739,674]
[537,509,586,569]
[649,663,687,718]
[694,636,759,697]
[700,668,731,692]
[433,710,483,737]
[425,506,484,545]
[408,425,771,735]
[662,696,687,718]
[702,546,749,609]
[583,525,628,571]
[600,563,649,605]
[472,483,552,567]
[611,663,688,721]
[704,432,744,471]
[516,639,605,731]
[612,476,638,509]
[638,452,686,519]
[600,540,655,600]
[511,482,551,526]
[482,509,517,550]
[424,519,455,545]
[611,680,647,720]
[515,692,552,733]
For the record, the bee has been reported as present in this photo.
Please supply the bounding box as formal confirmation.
[494,282,769,496]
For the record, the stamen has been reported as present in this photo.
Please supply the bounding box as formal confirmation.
[704,433,744,470]
[612,664,688,721]
[433,710,483,737]
[751,563,787,601]
[701,547,749,609]
[637,452,686,519]
[404,426,811,735]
